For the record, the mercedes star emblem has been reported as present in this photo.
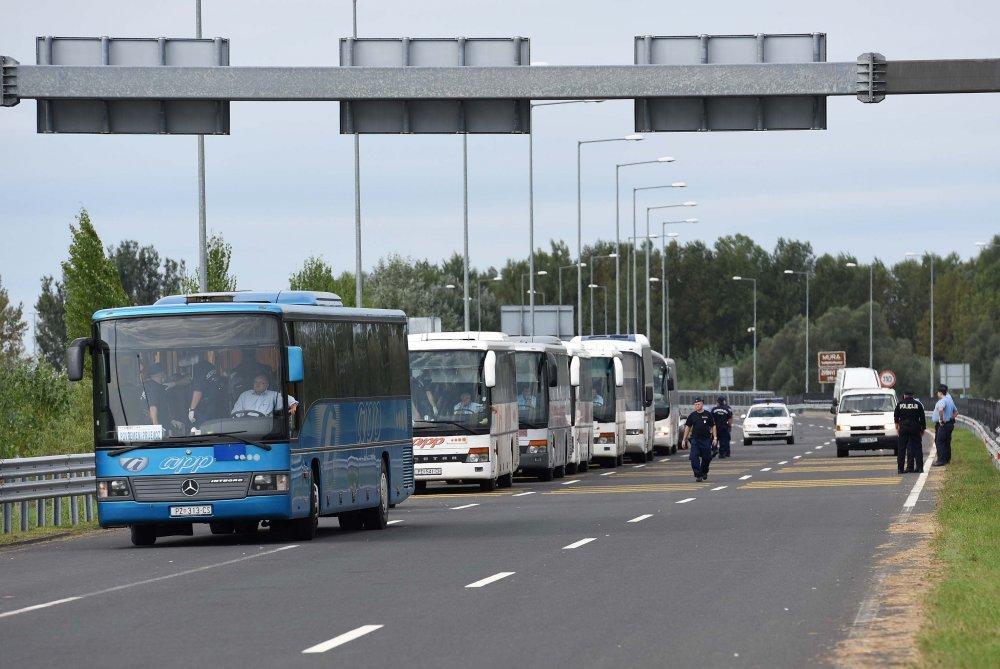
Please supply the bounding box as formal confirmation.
[181,479,199,496]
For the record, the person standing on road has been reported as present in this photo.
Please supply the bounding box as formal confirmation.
[932,384,958,466]
[893,390,926,474]
[711,395,734,459]
[683,397,718,482]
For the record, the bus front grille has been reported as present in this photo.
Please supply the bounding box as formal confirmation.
[131,473,251,502]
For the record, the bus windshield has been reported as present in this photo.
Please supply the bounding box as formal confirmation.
[515,351,548,428]
[94,314,288,446]
[591,357,616,423]
[409,350,490,432]
[622,352,643,412]
[840,393,896,413]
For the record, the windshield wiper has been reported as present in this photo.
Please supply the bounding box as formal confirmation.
[413,420,477,435]
[107,431,272,457]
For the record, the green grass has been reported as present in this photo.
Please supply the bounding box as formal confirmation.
[917,429,1000,668]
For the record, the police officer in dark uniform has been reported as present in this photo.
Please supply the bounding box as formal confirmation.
[711,395,734,459]
[893,390,926,474]
[683,397,718,482]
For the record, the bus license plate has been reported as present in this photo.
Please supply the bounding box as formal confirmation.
[415,468,442,476]
[859,437,878,444]
[169,505,213,517]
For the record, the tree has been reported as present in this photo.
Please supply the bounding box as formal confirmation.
[182,232,237,293]
[35,275,66,370]
[108,240,187,305]
[0,275,27,361]
[61,208,130,341]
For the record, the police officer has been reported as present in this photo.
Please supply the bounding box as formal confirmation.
[932,384,958,466]
[711,395,734,459]
[893,390,926,474]
[683,397,718,482]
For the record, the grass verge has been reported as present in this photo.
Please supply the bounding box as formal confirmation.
[0,520,100,547]
[916,429,1000,668]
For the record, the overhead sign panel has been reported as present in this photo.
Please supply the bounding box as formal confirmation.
[339,37,530,134]
[35,36,229,135]
[635,33,827,132]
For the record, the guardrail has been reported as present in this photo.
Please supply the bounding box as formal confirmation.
[0,454,96,535]
[677,390,775,411]
[955,397,1000,472]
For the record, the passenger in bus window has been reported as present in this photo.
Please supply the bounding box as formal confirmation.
[187,353,227,426]
[232,373,299,417]
[518,386,538,412]
[229,347,267,401]
[453,392,484,415]
[592,380,605,408]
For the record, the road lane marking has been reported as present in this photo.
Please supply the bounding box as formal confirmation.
[760,467,772,472]
[451,503,479,510]
[806,451,813,454]
[387,520,403,525]
[512,491,536,497]
[778,460,789,464]
[633,464,647,468]
[711,486,728,491]
[793,455,802,459]
[302,625,384,654]
[544,483,703,495]
[676,498,695,504]
[739,475,752,480]
[466,572,516,588]
[659,458,671,462]
[563,537,597,550]
[0,545,298,619]
[903,455,934,508]
[600,471,616,476]
[816,445,824,449]
[742,478,901,489]
[561,479,581,485]
[627,514,653,523]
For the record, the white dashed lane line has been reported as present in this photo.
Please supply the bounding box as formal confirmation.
[627,514,653,523]
[739,475,752,481]
[778,460,789,465]
[512,491,536,497]
[465,572,516,588]
[633,464,646,468]
[816,445,824,450]
[806,451,813,454]
[793,455,802,460]
[387,520,403,525]
[711,486,728,491]
[761,467,772,472]
[659,458,671,463]
[561,479,581,485]
[302,625,384,654]
[451,503,479,510]
[600,471,616,476]
[676,498,696,504]
[563,537,597,550]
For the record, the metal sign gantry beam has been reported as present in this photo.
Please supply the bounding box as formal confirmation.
[4,57,1000,106]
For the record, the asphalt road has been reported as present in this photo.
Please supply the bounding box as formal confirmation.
[1,414,935,668]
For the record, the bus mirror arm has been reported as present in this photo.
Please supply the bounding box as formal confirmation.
[66,338,93,382]
[483,350,497,388]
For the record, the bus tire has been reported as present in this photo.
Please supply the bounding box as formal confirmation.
[130,524,156,547]
[480,477,498,492]
[361,462,389,530]
[566,462,578,475]
[209,521,235,535]
[578,459,589,473]
[498,472,513,488]
[786,436,795,445]
[289,480,319,541]
[539,468,554,482]
[553,465,566,479]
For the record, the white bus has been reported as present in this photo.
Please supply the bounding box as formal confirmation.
[409,332,519,492]
[572,335,654,463]
[564,340,594,474]
[512,337,573,481]
[572,341,627,467]
[651,352,681,454]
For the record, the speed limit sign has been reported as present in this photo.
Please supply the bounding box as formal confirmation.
[880,369,897,388]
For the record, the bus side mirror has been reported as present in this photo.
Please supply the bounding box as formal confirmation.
[547,354,558,388]
[667,377,675,391]
[644,385,654,407]
[484,350,497,388]
[66,338,92,382]
[570,356,581,387]
[287,346,304,383]
[613,358,624,388]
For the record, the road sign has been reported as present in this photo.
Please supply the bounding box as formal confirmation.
[818,350,846,384]
[34,36,229,135]
[879,369,897,388]
[719,367,734,389]
[939,363,971,392]
[339,37,530,134]
[634,33,827,132]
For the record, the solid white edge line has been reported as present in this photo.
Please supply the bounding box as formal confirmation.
[512,491,536,497]
[627,514,653,523]
[465,571,516,588]
[562,537,598,550]
[302,624,384,654]
[561,479,581,485]
[903,446,936,508]
[739,475,752,480]
[451,503,479,510]
[675,497,695,504]
[710,485,727,491]
[0,597,82,619]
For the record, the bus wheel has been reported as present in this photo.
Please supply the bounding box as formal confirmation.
[498,472,513,488]
[130,524,156,547]
[553,465,566,479]
[566,462,578,475]
[289,480,319,541]
[539,468,554,482]
[480,478,497,492]
[578,459,588,473]
[362,462,389,530]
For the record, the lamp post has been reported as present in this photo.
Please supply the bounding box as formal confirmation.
[630,182,687,329]
[558,262,586,307]
[644,203,696,335]
[194,0,209,292]
[587,284,608,334]
[477,274,502,331]
[579,134,644,336]
[783,269,812,394]
[844,261,874,368]
[520,269,548,336]
[350,0,363,308]
[588,253,617,336]
[659,218,696,357]
[906,251,935,396]
[733,276,758,391]
[616,159,676,331]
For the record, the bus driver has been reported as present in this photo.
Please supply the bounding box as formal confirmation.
[232,373,299,418]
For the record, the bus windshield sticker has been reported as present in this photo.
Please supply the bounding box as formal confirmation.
[117,425,165,442]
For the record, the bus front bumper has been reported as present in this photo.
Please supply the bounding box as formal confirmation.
[97,495,293,528]
[414,461,494,482]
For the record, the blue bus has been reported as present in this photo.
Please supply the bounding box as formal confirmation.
[67,291,414,546]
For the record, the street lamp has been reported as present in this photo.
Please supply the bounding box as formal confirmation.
[476,274,502,331]
[783,268,812,394]
[733,276,758,391]
[587,284,608,334]
[615,157,675,333]
[578,133,643,336]
[643,203,696,335]
[588,253,617,337]
[845,261,874,368]
[558,261,586,307]
[905,251,935,395]
[631,182,687,329]
[520,269,548,336]
[659,219,696,357]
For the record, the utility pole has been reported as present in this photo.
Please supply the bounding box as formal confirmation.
[195,0,208,292]
[352,0,363,308]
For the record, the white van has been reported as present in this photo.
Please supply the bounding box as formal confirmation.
[409,332,519,491]
[834,387,899,458]
[651,352,680,454]
[564,340,595,474]
[573,343,627,467]
[512,337,573,481]
[832,367,882,411]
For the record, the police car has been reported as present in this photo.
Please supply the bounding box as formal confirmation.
[741,398,795,445]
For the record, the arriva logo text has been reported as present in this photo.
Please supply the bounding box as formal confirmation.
[159,456,214,474]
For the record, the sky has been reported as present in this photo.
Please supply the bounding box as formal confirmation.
[2,0,998,342]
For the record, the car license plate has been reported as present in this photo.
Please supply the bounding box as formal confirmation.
[859,436,878,444]
[169,505,212,517]
[415,468,442,476]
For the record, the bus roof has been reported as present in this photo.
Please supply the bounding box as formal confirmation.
[651,351,676,367]
[570,334,648,355]
[510,337,567,355]
[92,291,406,323]
[408,331,515,352]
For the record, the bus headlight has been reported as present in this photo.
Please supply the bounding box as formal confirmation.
[97,478,131,499]
[250,473,289,493]
[466,447,490,463]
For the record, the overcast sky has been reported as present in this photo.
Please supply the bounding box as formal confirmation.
[3,0,998,334]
